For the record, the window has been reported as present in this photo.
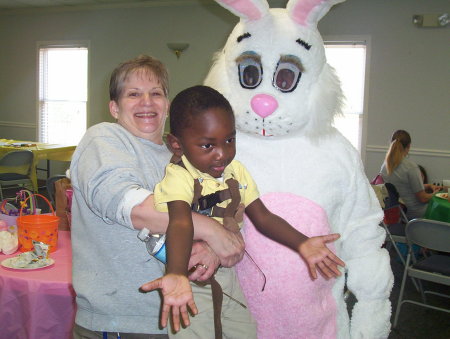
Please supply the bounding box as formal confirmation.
[38,44,88,145]
[324,42,367,152]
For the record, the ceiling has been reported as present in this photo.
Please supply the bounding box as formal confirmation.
[0,0,195,12]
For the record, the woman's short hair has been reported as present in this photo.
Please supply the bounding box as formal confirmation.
[109,55,169,101]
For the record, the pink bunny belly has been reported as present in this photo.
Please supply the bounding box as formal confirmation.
[236,193,337,339]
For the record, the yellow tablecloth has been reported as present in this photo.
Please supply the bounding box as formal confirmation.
[424,194,450,223]
[0,139,76,192]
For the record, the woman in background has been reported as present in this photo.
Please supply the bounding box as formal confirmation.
[380,130,440,220]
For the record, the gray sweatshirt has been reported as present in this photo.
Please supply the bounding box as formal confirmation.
[70,122,171,333]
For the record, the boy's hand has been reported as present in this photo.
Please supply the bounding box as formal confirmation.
[140,273,198,331]
[298,233,345,280]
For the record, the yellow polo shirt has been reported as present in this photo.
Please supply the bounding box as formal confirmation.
[154,155,259,226]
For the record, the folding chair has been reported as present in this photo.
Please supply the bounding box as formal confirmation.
[0,150,36,200]
[372,183,420,292]
[372,183,409,265]
[393,218,450,328]
[382,206,408,264]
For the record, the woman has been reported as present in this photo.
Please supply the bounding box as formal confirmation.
[70,55,244,339]
[380,130,440,220]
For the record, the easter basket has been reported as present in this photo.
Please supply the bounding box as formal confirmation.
[17,194,59,253]
[0,190,40,232]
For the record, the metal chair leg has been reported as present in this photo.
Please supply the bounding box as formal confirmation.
[393,251,412,328]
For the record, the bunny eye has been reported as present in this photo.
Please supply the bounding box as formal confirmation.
[237,53,263,89]
[272,56,303,93]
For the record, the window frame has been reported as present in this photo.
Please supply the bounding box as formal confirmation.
[36,40,90,144]
[323,36,371,165]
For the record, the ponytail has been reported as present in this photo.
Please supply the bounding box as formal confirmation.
[385,130,411,174]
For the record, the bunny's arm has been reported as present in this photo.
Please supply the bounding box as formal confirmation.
[337,153,393,339]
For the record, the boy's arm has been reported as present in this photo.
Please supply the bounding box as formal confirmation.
[140,200,198,332]
[245,198,345,280]
[166,200,195,275]
[131,194,244,268]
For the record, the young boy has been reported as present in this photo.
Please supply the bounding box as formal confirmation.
[141,86,345,338]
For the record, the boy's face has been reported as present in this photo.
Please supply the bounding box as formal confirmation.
[171,107,236,178]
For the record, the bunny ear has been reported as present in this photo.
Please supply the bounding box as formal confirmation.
[287,0,345,27]
[214,0,269,21]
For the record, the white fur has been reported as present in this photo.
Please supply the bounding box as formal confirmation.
[205,0,393,338]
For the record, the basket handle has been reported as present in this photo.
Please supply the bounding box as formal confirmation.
[0,199,8,214]
[19,194,55,217]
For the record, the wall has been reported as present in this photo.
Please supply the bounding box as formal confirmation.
[319,0,449,185]
[0,0,448,181]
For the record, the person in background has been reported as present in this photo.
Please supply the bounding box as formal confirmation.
[70,56,245,339]
[418,165,428,185]
[380,130,441,220]
[418,165,435,193]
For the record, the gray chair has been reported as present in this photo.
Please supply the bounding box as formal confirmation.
[0,150,36,200]
[393,218,450,328]
[381,204,409,265]
[372,184,420,291]
[372,183,409,266]
[46,174,67,208]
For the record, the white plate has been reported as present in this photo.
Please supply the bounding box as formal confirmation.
[435,192,448,200]
[1,257,55,270]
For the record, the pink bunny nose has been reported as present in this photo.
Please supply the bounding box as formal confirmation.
[251,94,279,118]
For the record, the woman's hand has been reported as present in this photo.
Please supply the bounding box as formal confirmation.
[206,226,245,267]
[298,233,345,280]
[192,212,245,267]
[416,186,441,203]
[431,185,442,193]
[424,183,441,193]
[140,273,198,332]
[188,241,220,281]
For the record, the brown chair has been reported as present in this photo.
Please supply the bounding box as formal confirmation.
[45,174,67,208]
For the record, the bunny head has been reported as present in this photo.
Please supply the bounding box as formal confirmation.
[205,0,345,138]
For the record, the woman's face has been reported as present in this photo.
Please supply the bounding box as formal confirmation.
[109,70,169,143]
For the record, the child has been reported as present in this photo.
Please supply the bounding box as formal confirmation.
[141,85,345,338]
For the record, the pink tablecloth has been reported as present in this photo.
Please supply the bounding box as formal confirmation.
[0,230,75,339]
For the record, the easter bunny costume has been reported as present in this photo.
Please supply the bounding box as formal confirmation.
[204,1,393,338]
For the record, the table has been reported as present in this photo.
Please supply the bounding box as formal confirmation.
[424,194,450,223]
[0,231,75,339]
[0,139,76,191]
